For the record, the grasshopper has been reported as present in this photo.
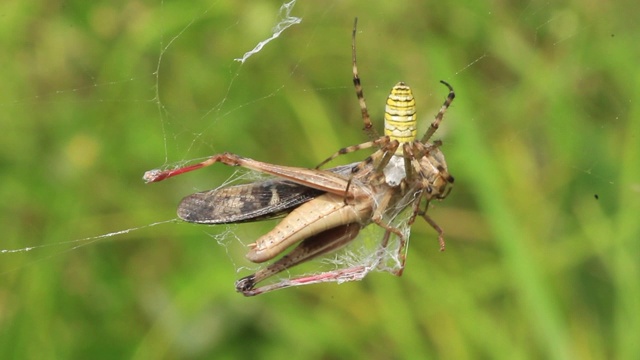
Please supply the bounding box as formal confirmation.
[144,144,451,296]
[144,18,455,296]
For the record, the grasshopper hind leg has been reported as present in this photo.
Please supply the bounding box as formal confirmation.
[236,224,361,296]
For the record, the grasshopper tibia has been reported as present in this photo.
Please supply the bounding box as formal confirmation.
[236,223,361,296]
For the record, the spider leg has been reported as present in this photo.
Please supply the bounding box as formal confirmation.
[420,81,455,143]
[421,212,446,251]
[314,136,393,169]
[375,229,405,276]
[352,17,379,140]
[369,186,407,267]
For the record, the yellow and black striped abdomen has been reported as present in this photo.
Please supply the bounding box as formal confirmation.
[384,82,417,154]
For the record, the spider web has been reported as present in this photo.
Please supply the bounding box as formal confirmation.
[1,0,624,296]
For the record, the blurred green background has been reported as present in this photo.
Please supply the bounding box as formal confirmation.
[1,0,638,359]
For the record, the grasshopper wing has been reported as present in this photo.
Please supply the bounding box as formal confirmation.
[177,163,359,224]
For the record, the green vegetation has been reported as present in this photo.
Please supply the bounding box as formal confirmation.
[1,1,638,359]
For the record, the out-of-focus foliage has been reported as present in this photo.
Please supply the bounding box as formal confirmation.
[1,1,638,359]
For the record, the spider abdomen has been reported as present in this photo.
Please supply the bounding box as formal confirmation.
[384,82,417,154]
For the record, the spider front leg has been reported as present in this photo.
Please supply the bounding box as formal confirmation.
[351,17,379,140]
[420,81,455,143]
[317,140,400,205]
[314,136,393,170]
